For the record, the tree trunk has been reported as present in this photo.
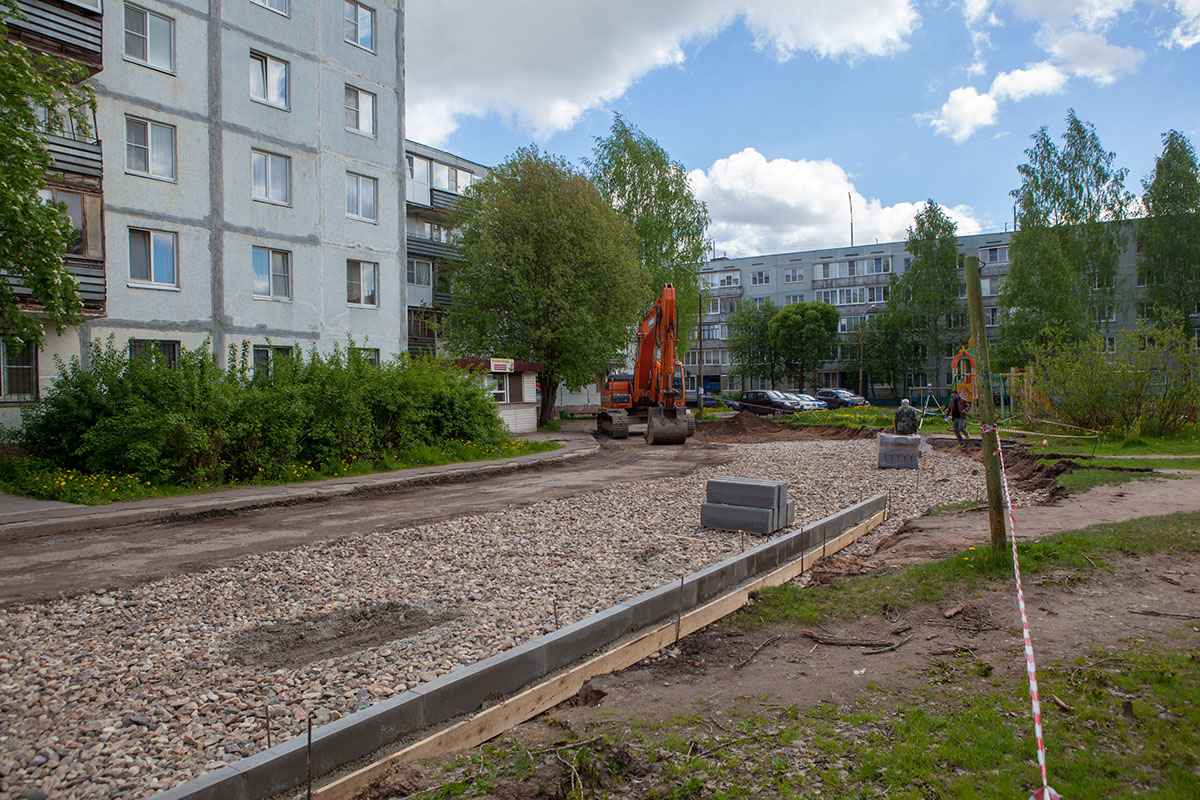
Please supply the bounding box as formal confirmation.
[538,375,559,426]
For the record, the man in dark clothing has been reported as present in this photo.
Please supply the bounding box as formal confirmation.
[893,398,919,435]
[949,390,968,446]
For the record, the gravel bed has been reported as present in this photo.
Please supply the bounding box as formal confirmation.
[0,440,1040,799]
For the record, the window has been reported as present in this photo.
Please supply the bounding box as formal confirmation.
[39,189,102,258]
[702,349,725,366]
[866,285,889,303]
[343,0,374,51]
[252,246,291,299]
[251,150,290,205]
[353,347,380,366]
[1136,266,1147,287]
[782,267,803,283]
[252,344,293,376]
[984,247,1007,263]
[845,260,857,277]
[838,316,866,333]
[251,0,289,15]
[986,306,1001,326]
[784,294,803,305]
[346,259,378,306]
[125,116,175,180]
[818,262,837,279]
[705,297,721,315]
[683,350,697,366]
[837,287,866,305]
[1100,336,1116,354]
[344,85,376,135]
[867,257,890,274]
[249,51,289,109]
[1098,305,1116,324]
[1,341,36,402]
[346,173,377,221]
[710,271,739,288]
[129,339,180,366]
[750,270,770,286]
[128,228,177,286]
[751,297,769,309]
[699,323,725,341]
[815,289,835,305]
[406,258,432,286]
[903,257,912,268]
[983,277,999,296]
[408,307,438,340]
[123,4,174,72]
[1136,302,1148,320]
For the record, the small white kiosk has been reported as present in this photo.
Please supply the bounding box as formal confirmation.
[456,358,542,435]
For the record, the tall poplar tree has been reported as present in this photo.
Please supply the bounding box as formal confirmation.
[998,110,1131,368]
[1139,130,1200,325]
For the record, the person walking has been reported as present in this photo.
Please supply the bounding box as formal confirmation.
[948,389,969,447]
[892,398,919,435]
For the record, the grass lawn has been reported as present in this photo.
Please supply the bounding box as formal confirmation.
[1018,422,1200,457]
[0,439,561,506]
[789,406,894,429]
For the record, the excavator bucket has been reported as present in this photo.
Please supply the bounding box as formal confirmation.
[644,406,689,445]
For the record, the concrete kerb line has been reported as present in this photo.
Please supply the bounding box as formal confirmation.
[0,435,599,543]
[148,495,887,800]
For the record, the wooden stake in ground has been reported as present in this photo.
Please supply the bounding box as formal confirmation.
[963,255,1006,550]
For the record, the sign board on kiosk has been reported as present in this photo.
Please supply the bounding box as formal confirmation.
[489,358,515,373]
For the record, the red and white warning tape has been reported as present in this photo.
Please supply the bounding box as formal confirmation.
[981,423,1061,800]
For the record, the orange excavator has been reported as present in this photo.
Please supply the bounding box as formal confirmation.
[597,283,695,445]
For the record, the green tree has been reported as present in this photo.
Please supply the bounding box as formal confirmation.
[726,299,781,390]
[998,109,1131,368]
[0,0,95,344]
[1139,130,1200,324]
[852,310,924,401]
[888,200,966,386]
[767,301,838,393]
[446,146,648,425]
[588,115,710,350]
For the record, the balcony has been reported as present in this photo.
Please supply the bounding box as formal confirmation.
[8,0,102,73]
[430,188,463,213]
[6,257,105,314]
[709,285,743,298]
[811,273,891,289]
[407,235,458,261]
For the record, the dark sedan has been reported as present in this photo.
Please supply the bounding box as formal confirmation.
[737,390,801,415]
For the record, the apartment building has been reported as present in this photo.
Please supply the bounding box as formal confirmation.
[3,0,406,427]
[688,228,1146,399]
[404,140,486,356]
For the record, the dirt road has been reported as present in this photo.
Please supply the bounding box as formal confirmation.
[0,437,733,607]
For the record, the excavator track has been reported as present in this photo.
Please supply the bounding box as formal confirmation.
[596,409,630,439]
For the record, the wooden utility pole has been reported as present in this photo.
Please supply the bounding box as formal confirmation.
[964,256,1006,550]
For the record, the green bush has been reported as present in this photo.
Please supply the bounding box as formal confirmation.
[1031,315,1200,436]
[16,338,510,485]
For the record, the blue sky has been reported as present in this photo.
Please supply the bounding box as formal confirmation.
[406,1,1200,257]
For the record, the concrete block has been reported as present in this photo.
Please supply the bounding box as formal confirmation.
[744,537,785,576]
[685,553,750,604]
[538,604,635,673]
[785,501,795,527]
[372,690,427,745]
[706,477,787,509]
[879,433,920,469]
[233,737,308,800]
[147,766,244,800]
[624,581,690,631]
[701,502,776,534]
[419,640,549,724]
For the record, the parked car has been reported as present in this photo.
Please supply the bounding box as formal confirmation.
[785,393,828,411]
[738,390,802,415]
[814,388,869,409]
[685,393,739,410]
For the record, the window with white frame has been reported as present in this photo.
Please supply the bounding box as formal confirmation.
[815,289,835,305]
[1100,336,1116,353]
[252,344,293,376]
[1098,305,1116,323]
[845,259,857,277]
[128,228,177,286]
[751,296,769,309]
[712,272,739,287]
[750,270,770,286]
[983,246,1008,263]
[123,4,174,72]
[682,350,697,366]
[129,339,180,366]
[867,257,890,274]
[251,150,290,205]
[488,373,507,404]
[346,259,378,306]
[866,285,888,303]
[346,173,377,221]
[354,347,380,366]
[125,116,175,180]
[343,0,374,51]
[251,0,289,15]
[782,267,803,283]
[705,297,721,315]
[252,246,291,300]
[1136,302,1148,320]
[702,349,725,366]
[903,257,912,268]
[837,287,866,305]
[1,341,37,402]
[406,258,432,286]
[344,85,376,135]
[784,294,803,305]
[249,51,289,109]
[986,306,1001,326]
[818,262,837,279]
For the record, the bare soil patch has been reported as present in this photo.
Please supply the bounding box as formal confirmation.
[225,601,460,671]
[694,411,877,443]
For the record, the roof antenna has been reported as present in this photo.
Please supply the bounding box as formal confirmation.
[848,192,854,247]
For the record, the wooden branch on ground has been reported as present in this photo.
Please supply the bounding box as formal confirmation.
[1129,608,1197,620]
[800,630,895,648]
[864,635,914,655]
[733,635,781,669]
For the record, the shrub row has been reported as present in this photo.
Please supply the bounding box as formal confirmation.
[14,339,511,485]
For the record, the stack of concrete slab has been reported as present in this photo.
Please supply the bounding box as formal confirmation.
[700,476,795,534]
[878,432,920,469]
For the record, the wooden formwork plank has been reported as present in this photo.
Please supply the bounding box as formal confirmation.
[315,508,885,800]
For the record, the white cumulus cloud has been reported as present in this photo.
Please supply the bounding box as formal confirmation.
[687,148,983,257]
[404,1,919,144]
[1168,0,1200,47]
[1047,30,1144,84]
[989,61,1069,100]
[920,87,1000,143]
